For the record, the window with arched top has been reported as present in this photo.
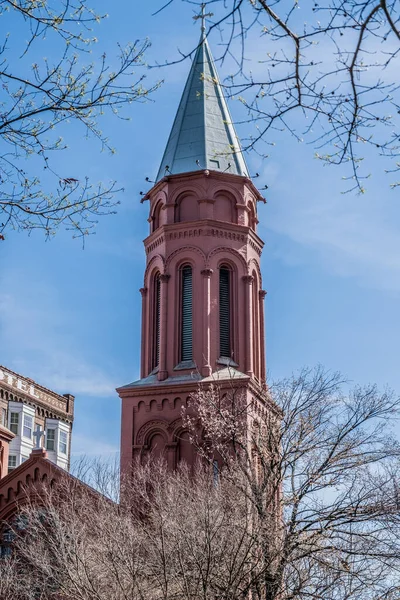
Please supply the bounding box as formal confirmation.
[252,271,260,380]
[175,194,199,223]
[180,265,193,361]
[149,432,166,460]
[152,201,162,233]
[152,273,161,370]
[248,201,256,232]
[219,265,232,358]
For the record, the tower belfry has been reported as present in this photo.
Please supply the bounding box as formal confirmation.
[118,33,267,472]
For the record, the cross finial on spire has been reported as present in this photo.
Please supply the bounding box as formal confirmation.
[193,3,213,40]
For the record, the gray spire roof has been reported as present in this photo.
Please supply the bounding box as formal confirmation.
[156,36,249,182]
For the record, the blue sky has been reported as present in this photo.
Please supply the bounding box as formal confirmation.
[1,1,399,458]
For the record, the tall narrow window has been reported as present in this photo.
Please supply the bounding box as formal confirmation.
[152,273,161,370]
[8,455,17,472]
[23,414,33,439]
[219,267,231,358]
[181,266,193,361]
[59,430,68,455]
[9,412,19,435]
[46,429,56,451]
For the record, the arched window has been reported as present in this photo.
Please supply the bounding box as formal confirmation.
[219,265,231,358]
[180,265,193,361]
[252,271,260,380]
[152,201,162,232]
[152,273,161,370]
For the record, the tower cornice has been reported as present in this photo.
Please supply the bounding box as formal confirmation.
[143,219,264,257]
[142,169,265,204]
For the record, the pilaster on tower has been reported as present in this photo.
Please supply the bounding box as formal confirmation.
[118,33,269,475]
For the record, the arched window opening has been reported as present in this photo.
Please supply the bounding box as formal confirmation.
[149,432,166,460]
[248,202,256,232]
[152,201,162,233]
[178,430,196,470]
[252,272,260,380]
[219,266,231,358]
[152,273,161,370]
[180,265,193,361]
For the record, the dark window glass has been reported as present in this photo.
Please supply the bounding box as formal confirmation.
[9,413,18,435]
[181,266,193,361]
[152,274,161,369]
[46,429,55,451]
[219,267,231,357]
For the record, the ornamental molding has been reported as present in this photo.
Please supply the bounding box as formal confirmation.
[200,268,213,278]
[206,246,248,272]
[248,258,263,283]
[146,234,165,254]
[143,254,165,283]
[136,419,170,446]
[165,245,207,270]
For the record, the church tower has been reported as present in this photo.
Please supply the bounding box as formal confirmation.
[118,33,267,473]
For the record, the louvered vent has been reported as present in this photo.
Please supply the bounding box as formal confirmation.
[153,274,161,369]
[181,266,193,361]
[219,267,231,357]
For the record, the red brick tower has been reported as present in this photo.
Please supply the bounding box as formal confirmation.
[118,34,268,474]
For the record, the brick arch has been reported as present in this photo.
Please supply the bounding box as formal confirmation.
[248,258,262,287]
[165,246,206,271]
[169,183,205,207]
[151,199,165,232]
[143,254,165,286]
[213,189,238,224]
[211,182,242,205]
[136,419,171,446]
[174,190,201,223]
[206,247,247,274]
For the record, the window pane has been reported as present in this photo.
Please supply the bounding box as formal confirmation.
[219,268,231,357]
[152,274,161,369]
[8,455,17,471]
[10,412,19,435]
[46,429,55,451]
[181,266,193,361]
[23,414,33,439]
[59,431,68,455]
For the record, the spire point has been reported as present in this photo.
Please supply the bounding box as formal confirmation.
[156,24,249,182]
[193,3,213,42]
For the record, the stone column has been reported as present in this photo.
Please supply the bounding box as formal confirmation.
[158,274,170,381]
[201,268,213,376]
[139,287,148,378]
[259,290,267,383]
[243,275,254,377]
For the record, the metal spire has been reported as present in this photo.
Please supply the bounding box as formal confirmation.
[156,20,249,182]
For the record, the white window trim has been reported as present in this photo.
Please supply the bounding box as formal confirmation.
[22,413,33,441]
[59,430,68,455]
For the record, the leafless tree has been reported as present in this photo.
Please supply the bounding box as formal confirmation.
[160,0,400,192]
[185,366,400,599]
[1,368,400,599]
[0,0,160,241]
[1,461,259,599]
